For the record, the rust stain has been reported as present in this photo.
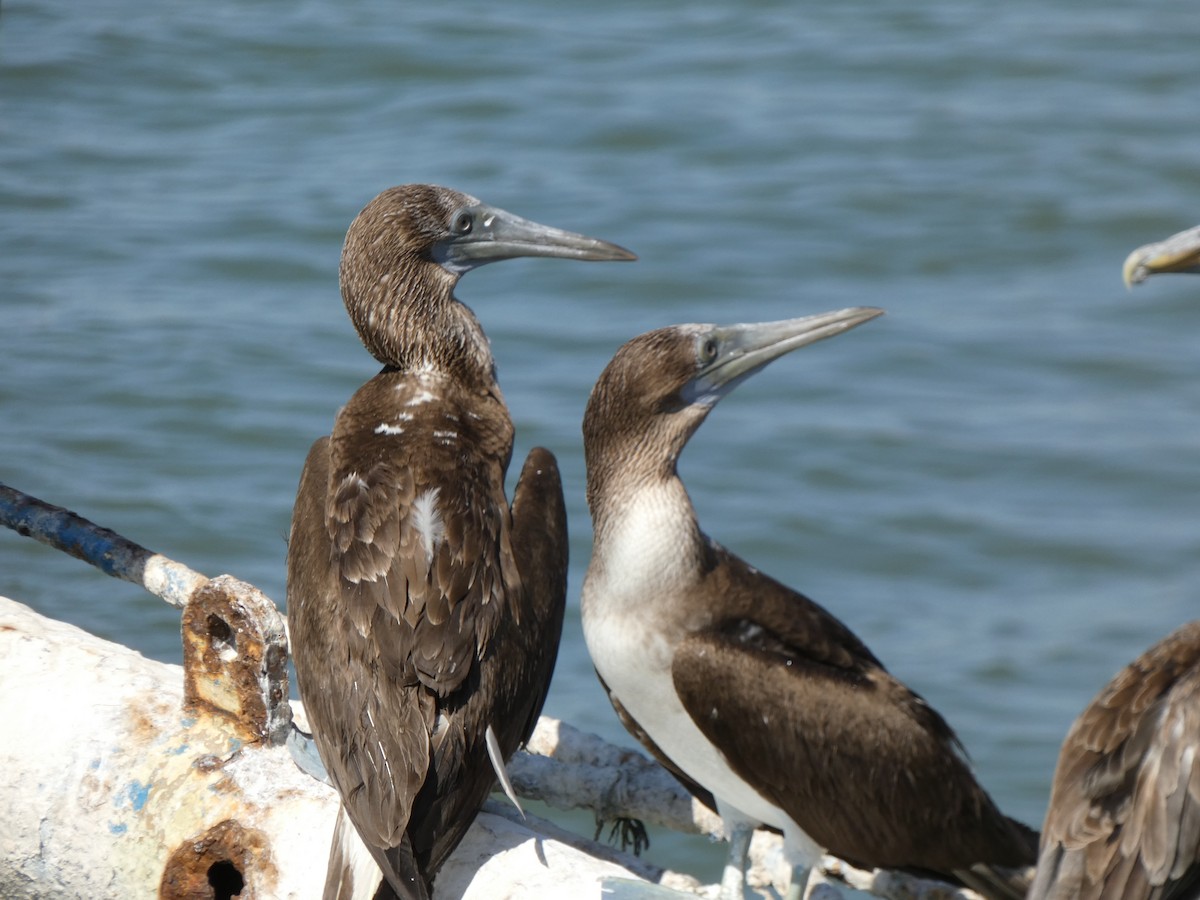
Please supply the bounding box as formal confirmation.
[120,678,179,740]
[125,695,170,747]
[159,819,278,899]
[209,773,239,796]
[181,577,290,746]
[192,754,226,774]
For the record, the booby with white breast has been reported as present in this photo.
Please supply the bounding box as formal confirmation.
[288,184,634,899]
[580,308,1037,900]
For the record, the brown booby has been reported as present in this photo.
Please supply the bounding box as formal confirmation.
[1027,621,1200,900]
[1028,229,1200,899]
[287,184,634,899]
[1123,224,1200,286]
[580,308,1037,900]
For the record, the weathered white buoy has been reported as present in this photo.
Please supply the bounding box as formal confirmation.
[0,483,994,900]
[0,593,660,898]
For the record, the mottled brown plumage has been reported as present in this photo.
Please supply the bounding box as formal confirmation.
[1029,621,1200,900]
[1033,226,1200,898]
[581,311,1036,900]
[288,184,632,898]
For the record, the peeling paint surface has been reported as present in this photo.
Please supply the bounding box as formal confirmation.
[122,780,151,813]
[0,596,333,897]
[0,596,664,899]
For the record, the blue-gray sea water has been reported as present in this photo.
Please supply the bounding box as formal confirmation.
[3,0,1199,884]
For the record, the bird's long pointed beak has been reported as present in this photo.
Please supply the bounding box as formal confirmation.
[436,203,636,273]
[1123,225,1200,288]
[686,307,884,404]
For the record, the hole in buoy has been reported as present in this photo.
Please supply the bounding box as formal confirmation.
[207,859,245,898]
[207,614,238,662]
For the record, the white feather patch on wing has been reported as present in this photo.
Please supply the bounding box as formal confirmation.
[411,488,445,563]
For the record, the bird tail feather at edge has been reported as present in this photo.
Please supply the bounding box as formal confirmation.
[323,804,385,900]
[954,812,1039,900]
[320,804,430,900]
[375,834,431,900]
[953,863,1035,900]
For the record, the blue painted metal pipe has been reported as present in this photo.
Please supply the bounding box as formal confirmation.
[0,482,205,608]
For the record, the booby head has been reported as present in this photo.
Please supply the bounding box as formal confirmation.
[584,307,884,491]
[340,183,636,365]
[1123,223,1200,287]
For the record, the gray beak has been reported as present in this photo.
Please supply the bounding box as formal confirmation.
[434,203,636,274]
[684,307,884,406]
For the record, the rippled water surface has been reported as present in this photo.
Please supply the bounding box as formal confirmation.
[3,0,1199,883]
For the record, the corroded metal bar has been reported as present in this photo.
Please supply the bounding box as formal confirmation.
[0,483,291,745]
[0,481,206,608]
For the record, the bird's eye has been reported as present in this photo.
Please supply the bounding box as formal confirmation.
[451,211,474,235]
[700,337,719,363]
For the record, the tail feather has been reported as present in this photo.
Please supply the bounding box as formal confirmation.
[954,862,1036,900]
[374,835,431,900]
[953,815,1039,900]
[323,805,385,900]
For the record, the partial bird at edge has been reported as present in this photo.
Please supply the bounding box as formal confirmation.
[1123,224,1200,287]
[1028,628,1200,900]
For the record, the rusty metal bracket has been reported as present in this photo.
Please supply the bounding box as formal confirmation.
[182,575,291,746]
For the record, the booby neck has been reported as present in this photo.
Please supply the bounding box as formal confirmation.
[583,325,713,543]
[339,187,494,389]
[340,183,636,388]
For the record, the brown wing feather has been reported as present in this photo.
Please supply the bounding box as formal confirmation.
[288,370,522,899]
[700,539,891,680]
[325,375,509,697]
[672,543,1035,879]
[398,446,569,879]
[503,446,568,745]
[289,437,433,896]
[1030,620,1200,900]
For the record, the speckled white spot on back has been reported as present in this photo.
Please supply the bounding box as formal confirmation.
[406,389,437,407]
